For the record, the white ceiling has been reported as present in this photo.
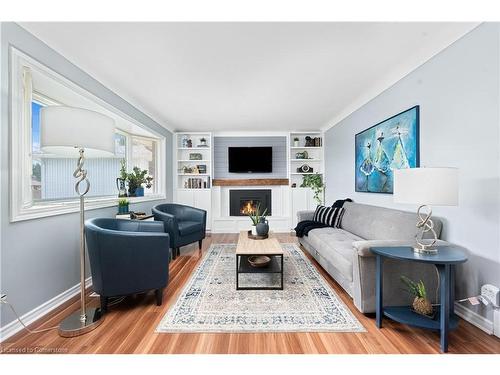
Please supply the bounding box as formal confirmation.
[20,22,478,133]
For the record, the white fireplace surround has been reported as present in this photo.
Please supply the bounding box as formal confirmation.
[211,186,291,233]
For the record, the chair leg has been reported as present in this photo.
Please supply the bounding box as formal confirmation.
[198,240,202,250]
[155,288,164,306]
[177,247,180,257]
[100,296,108,314]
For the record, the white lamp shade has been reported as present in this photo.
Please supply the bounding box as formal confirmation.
[40,106,115,158]
[393,167,459,206]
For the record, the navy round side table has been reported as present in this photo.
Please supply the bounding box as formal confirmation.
[370,246,467,353]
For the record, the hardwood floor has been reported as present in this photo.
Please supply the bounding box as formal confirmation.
[2,233,499,354]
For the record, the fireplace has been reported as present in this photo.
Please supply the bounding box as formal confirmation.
[229,189,272,217]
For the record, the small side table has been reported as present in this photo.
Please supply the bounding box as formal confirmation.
[370,246,467,353]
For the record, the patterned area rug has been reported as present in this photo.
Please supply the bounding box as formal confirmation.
[156,243,365,333]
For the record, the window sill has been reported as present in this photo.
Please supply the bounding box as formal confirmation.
[10,194,166,223]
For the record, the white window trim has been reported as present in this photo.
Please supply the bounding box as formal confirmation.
[10,48,166,222]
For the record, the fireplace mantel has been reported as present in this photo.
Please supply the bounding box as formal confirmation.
[212,178,289,186]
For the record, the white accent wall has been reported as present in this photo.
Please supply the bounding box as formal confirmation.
[324,24,500,316]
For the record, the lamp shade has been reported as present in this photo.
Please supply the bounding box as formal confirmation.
[40,106,115,158]
[393,167,459,206]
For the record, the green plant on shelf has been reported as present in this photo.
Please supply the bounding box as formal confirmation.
[300,173,324,205]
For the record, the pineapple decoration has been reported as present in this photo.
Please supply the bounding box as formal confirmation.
[400,276,433,316]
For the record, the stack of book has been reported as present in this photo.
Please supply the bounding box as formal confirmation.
[185,177,210,189]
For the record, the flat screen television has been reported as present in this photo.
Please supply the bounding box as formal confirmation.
[228,147,272,173]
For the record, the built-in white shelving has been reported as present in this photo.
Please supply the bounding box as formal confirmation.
[288,131,324,188]
[175,132,212,190]
[288,131,324,227]
[174,132,213,230]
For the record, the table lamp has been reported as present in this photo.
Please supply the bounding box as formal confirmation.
[393,167,458,254]
[40,106,115,337]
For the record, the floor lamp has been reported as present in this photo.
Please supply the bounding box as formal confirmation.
[40,106,115,337]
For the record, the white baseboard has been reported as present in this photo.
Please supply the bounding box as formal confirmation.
[454,302,494,335]
[0,277,92,342]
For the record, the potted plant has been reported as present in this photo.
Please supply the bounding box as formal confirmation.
[300,173,324,205]
[247,203,268,236]
[118,198,129,214]
[400,275,434,316]
[199,137,207,147]
[293,137,300,147]
[126,167,150,197]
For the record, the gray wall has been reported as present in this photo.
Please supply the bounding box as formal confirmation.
[324,23,500,305]
[213,136,287,179]
[0,23,173,327]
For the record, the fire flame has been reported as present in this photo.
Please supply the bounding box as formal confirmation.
[241,200,257,215]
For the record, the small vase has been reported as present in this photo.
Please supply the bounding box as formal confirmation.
[251,226,257,236]
[294,140,299,147]
[256,218,269,236]
[135,187,144,197]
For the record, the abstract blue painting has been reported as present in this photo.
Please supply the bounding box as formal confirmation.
[355,106,419,194]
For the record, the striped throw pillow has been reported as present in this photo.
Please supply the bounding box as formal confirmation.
[313,205,345,228]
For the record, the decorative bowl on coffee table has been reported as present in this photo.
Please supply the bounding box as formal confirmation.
[248,255,271,268]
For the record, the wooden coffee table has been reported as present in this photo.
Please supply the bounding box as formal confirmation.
[235,231,284,290]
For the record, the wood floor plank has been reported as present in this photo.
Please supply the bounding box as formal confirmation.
[2,233,500,354]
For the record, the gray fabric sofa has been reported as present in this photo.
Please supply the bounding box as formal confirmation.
[298,202,454,313]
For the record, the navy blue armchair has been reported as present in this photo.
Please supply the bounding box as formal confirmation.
[85,218,171,313]
[152,203,207,259]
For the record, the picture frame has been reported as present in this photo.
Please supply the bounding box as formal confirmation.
[355,106,420,194]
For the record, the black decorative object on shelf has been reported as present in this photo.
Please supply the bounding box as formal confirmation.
[305,136,315,147]
[297,165,313,173]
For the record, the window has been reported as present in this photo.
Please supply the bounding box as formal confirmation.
[11,48,166,222]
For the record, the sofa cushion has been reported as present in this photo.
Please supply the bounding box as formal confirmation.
[307,227,364,282]
[313,205,345,228]
[178,220,202,236]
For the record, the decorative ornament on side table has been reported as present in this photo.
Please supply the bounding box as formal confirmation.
[400,275,435,317]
